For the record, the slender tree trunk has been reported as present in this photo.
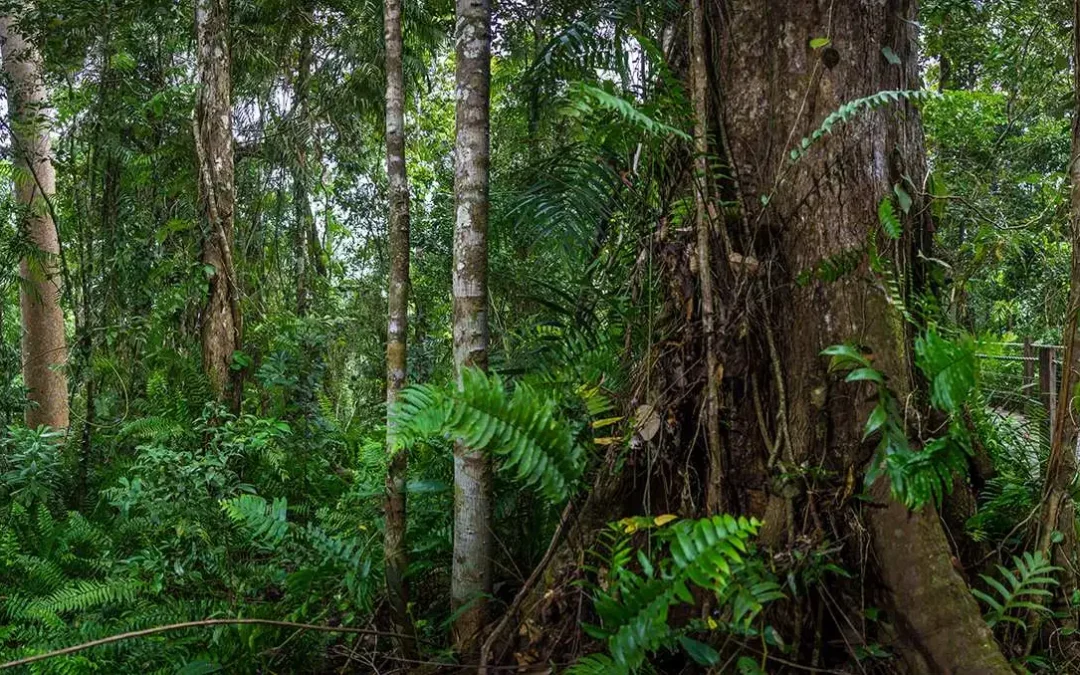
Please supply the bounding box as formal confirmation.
[1,12,70,431]
[292,24,312,317]
[1036,0,1080,603]
[690,0,725,513]
[451,0,493,656]
[194,0,241,404]
[383,0,416,658]
[719,1,1010,671]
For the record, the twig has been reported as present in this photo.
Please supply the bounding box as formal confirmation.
[478,499,576,673]
[0,618,412,670]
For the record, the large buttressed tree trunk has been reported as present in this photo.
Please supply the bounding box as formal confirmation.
[383,0,416,658]
[195,0,240,402]
[450,0,493,656]
[1,12,69,431]
[717,0,1010,671]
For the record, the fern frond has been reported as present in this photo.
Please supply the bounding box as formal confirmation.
[393,368,587,501]
[972,551,1059,629]
[220,495,290,550]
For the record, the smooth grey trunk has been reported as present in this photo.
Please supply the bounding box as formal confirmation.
[1,12,70,431]
[451,0,493,656]
[383,0,416,658]
[194,0,241,402]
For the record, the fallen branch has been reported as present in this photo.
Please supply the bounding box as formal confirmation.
[0,618,410,670]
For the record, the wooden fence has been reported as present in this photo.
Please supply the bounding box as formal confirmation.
[978,339,1062,437]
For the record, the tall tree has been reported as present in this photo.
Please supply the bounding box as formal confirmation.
[1,10,69,431]
[1037,0,1080,600]
[383,0,416,658]
[194,0,241,402]
[292,17,313,317]
[718,0,1011,670]
[450,0,493,655]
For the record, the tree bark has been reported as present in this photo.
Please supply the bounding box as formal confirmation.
[718,1,1011,671]
[1,11,70,431]
[383,0,416,658]
[194,0,241,403]
[690,0,725,513]
[451,0,493,656]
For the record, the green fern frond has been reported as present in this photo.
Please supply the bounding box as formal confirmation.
[392,368,587,501]
[32,578,144,616]
[972,551,1059,629]
[791,90,937,161]
[220,495,290,550]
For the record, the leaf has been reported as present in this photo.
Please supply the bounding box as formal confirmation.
[677,636,720,665]
[653,514,678,527]
[846,367,884,384]
[810,37,832,49]
[882,46,901,65]
[893,183,912,214]
[863,402,888,439]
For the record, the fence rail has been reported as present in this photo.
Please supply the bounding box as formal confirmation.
[977,338,1062,438]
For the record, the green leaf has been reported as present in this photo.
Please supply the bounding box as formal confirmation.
[678,636,720,665]
[846,367,884,384]
[863,402,888,439]
[893,183,912,214]
[809,37,831,49]
[882,46,901,65]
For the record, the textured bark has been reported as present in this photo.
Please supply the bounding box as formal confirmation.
[383,0,416,658]
[691,0,725,513]
[1036,0,1080,600]
[719,0,1010,671]
[1,12,70,431]
[194,0,241,402]
[451,0,493,656]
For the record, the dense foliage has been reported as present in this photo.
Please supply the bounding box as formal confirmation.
[1,0,1080,672]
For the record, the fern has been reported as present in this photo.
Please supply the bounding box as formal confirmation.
[575,515,771,671]
[392,368,587,501]
[972,552,1059,629]
[220,495,289,550]
[32,578,144,616]
[824,336,977,509]
[566,81,690,141]
[878,197,902,239]
[790,90,938,161]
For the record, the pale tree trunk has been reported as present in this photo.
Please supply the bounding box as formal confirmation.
[1036,0,1080,605]
[719,0,1010,671]
[383,0,416,658]
[292,23,312,317]
[1,12,69,431]
[451,0,493,656]
[690,0,725,513]
[194,0,241,403]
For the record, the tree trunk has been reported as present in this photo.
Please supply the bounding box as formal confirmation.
[451,0,493,656]
[718,1,1010,671]
[194,0,241,403]
[1035,0,1080,605]
[1,11,70,431]
[292,23,313,317]
[383,0,416,658]
[690,0,725,513]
